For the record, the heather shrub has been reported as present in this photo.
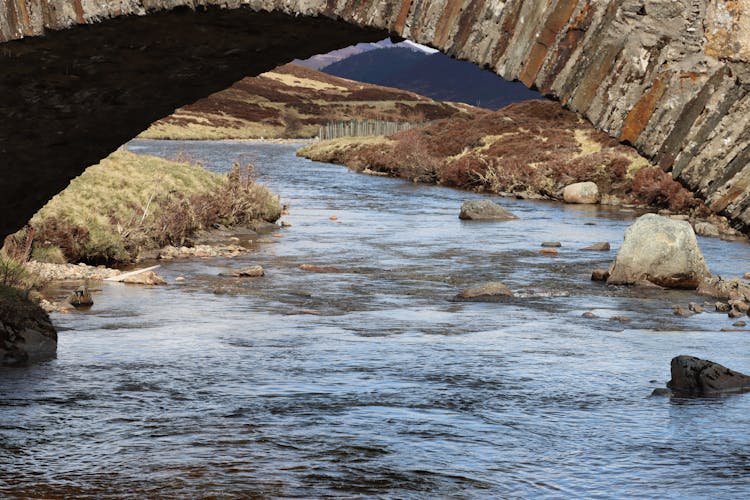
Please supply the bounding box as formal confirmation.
[631,167,699,212]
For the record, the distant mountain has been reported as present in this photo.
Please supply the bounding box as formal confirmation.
[295,39,435,71]
[321,47,541,110]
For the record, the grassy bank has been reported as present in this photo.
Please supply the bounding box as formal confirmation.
[298,100,704,214]
[4,150,281,266]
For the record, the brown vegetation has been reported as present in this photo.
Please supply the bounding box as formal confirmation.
[4,151,280,266]
[141,64,474,140]
[298,100,705,213]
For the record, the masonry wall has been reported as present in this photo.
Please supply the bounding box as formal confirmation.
[2,0,750,236]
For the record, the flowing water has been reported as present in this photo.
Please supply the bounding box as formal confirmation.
[3,140,750,498]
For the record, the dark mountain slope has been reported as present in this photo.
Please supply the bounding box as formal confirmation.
[322,48,541,110]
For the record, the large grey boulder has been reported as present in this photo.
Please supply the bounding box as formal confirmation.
[607,214,710,289]
[1,291,57,365]
[563,181,599,204]
[668,355,750,396]
[459,199,517,221]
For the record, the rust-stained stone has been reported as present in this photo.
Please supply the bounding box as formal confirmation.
[619,77,666,145]
[3,0,750,237]
[519,0,579,88]
[433,0,464,48]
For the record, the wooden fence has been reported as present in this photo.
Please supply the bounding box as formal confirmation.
[318,120,425,141]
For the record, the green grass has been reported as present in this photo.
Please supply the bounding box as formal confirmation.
[8,149,280,265]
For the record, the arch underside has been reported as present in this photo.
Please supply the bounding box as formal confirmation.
[2,0,750,239]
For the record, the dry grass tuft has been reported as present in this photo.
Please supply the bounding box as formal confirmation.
[5,149,280,265]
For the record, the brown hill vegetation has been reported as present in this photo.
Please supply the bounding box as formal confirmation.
[141,64,474,140]
[298,100,706,215]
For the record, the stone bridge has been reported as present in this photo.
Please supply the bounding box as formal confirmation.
[2,0,750,240]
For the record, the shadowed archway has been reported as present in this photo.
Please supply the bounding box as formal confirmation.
[2,0,750,238]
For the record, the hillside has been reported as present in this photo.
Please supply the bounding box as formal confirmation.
[298,100,708,215]
[321,47,540,110]
[141,63,474,140]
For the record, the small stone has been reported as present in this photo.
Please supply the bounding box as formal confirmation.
[272,233,284,238]
[67,286,93,307]
[744,272,750,280]
[693,221,720,238]
[329,215,338,221]
[673,305,694,317]
[733,321,747,327]
[563,181,600,204]
[729,309,745,318]
[459,199,518,221]
[611,315,631,323]
[539,248,558,255]
[175,277,185,282]
[281,221,292,228]
[220,265,265,278]
[229,237,240,243]
[688,302,704,313]
[122,271,166,285]
[650,388,672,397]
[591,269,610,282]
[541,241,561,247]
[455,282,514,301]
[582,311,598,318]
[715,302,732,312]
[299,264,343,273]
[580,242,610,251]
[729,300,750,313]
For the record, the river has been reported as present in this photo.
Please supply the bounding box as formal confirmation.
[2,140,750,498]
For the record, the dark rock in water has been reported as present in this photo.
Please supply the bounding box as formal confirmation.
[458,199,517,221]
[67,285,93,307]
[582,311,598,318]
[455,282,513,301]
[1,290,57,366]
[733,320,747,327]
[650,388,672,397]
[673,305,694,317]
[541,241,561,247]
[611,315,631,323]
[688,302,704,313]
[220,265,265,278]
[715,302,732,312]
[581,242,610,251]
[591,269,610,282]
[668,355,750,396]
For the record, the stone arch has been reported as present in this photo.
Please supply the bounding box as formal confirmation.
[1,0,750,238]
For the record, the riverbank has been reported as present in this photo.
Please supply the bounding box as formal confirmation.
[6,141,750,498]
[3,149,281,267]
[297,100,745,240]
